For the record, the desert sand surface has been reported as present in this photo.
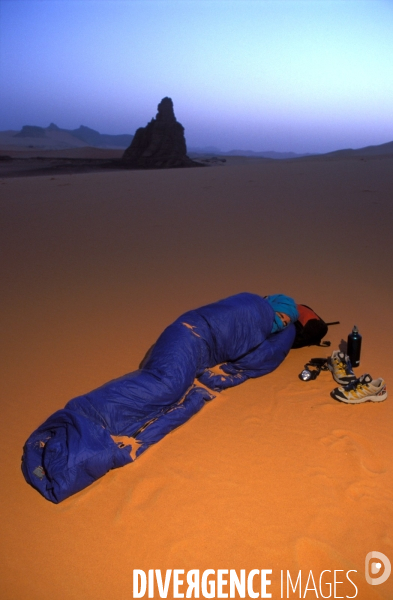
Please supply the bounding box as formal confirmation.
[0,147,127,178]
[1,155,392,600]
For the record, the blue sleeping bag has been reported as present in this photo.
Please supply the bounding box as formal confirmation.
[22,293,295,503]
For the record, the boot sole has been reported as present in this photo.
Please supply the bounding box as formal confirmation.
[331,391,388,404]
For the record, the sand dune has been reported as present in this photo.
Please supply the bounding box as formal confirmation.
[0,146,124,159]
[323,140,393,158]
[0,156,392,599]
[0,128,89,151]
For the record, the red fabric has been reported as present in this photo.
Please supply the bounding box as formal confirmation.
[296,304,320,326]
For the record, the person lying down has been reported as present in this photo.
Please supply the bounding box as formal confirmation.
[22,292,299,503]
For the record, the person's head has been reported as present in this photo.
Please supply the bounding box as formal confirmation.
[265,294,299,332]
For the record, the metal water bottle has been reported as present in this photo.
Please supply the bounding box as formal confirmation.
[347,325,362,368]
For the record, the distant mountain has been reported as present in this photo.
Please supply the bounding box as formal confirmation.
[196,139,393,160]
[188,145,223,154]
[48,124,133,148]
[188,145,310,159]
[188,140,393,159]
[225,149,311,159]
[11,123,134,149]
[14,125,46,138]
[322,140,393,157]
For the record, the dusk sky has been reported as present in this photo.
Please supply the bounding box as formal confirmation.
[1,0,393,153]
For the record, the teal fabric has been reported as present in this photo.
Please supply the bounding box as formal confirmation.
[266,294,299,332]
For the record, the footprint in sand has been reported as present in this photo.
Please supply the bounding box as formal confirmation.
[345,479,393,504]
[128,476,167,509]
[294,537,384,600]
[320,429,385,475]
[296,536,354,571]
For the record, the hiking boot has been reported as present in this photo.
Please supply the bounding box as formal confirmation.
[327,350,356,385]
[331,374,388,404]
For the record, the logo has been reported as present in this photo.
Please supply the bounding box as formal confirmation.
[365,551,391,585]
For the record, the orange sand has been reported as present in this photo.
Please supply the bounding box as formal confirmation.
[0,155,392,599]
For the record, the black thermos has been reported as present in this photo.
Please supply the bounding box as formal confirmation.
[347,325,362,368]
